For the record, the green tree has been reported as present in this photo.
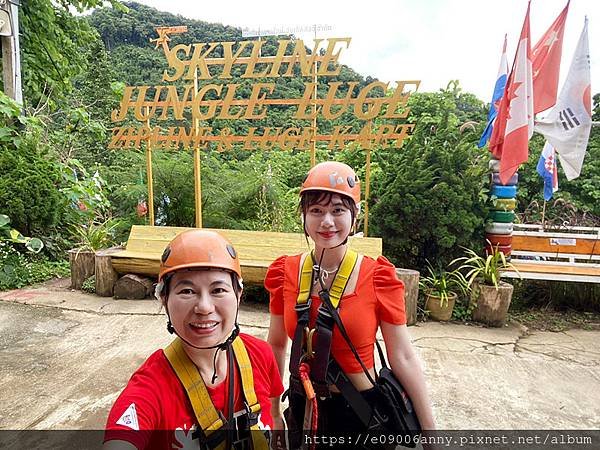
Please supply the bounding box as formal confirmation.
[370,83,488,271]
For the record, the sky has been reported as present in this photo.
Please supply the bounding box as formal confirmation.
[132,0,598,103]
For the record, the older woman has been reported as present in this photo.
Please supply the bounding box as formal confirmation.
[104,229,283,450]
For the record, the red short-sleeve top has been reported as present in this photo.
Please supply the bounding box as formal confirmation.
[265,254,406,373]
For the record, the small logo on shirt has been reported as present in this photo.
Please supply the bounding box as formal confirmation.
[116,403,139,431]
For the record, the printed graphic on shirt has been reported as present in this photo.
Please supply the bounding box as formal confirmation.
[174,424,197,450]
[116,403,139,431]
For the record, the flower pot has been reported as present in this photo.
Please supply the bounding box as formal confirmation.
[471,281,514,327]
[68,249,96,290]
[425,291,457,321]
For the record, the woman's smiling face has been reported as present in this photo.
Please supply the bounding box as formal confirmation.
[166,269,238,349]
[303,193,353,250]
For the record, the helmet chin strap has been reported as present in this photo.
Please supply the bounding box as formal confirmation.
[164,292,242,384]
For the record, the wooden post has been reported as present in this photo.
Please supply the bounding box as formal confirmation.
[68,250,95,290]
[395,268,419,326]
[193,68,203,227]
[95,248,119,297]
[145,107,155,225]
[1,1,22,103]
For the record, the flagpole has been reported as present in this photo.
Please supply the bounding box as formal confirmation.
[541,200,547,230]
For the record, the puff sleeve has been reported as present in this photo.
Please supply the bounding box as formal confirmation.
[373,256,407,325]
[264,255,287,315]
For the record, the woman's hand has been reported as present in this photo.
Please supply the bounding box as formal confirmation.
[271,414,287,450]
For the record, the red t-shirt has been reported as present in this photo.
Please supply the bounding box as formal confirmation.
[104,333,284,450]
[265,254,406,373]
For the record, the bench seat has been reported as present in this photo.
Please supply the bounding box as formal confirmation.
[110,225,383,285]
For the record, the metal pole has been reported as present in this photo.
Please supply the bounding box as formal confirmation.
[541,199,547,230]
[363,121,372,237]
[193,68,203,228]
[311,25,317,167]
[145,107,155,226]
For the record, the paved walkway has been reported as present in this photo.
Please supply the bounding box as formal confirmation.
[1,279,599,432]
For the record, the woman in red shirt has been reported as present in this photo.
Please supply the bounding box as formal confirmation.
[266,161,435,447]
[104,230,283,450]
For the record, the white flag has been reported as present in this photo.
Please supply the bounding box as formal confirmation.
[534,18,592,180]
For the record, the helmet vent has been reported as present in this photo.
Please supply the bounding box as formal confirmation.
[226,244,237,259]
[161,247,171,263]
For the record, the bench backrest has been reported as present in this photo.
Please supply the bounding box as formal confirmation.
[124,225,383,262]
[512,233,600,257]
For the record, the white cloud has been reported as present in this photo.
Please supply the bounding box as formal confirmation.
[130,0,598,102]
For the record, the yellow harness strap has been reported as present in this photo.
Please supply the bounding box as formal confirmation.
[296,253,314,305]
[297,249,358,308]
[164,337,268,449]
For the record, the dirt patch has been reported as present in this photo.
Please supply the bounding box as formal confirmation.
[509,308,600,332]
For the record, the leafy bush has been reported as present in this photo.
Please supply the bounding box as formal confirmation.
[371,84,488,271]
[0,242,69,291]
[0,93,63,236]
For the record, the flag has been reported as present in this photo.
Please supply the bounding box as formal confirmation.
[489,2,534,185]
[534,18,591,180]
[478,35,509,148]
[536,141,559,200]
[532,1,569,114]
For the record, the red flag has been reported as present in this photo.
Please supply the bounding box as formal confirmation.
[489,2,534,185]
[532,1,569,114]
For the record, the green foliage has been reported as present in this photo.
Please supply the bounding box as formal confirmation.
[370,83,489,271]
[0,93,63,236]
[0,242,69,291]
[81,275,96,294]
[0,214,44,253]
[419,263,469,307]
[18,0,123,108]
[451,247,517,289]
[72,219,120,252]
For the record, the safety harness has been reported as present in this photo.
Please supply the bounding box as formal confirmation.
[286,249,358,447]
[164,336,269,450]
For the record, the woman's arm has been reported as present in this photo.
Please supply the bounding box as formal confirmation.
[267,314,289,426]
[380,321,435,430]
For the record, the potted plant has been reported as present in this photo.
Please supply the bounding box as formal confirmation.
[69,219,119,290]
[419,264,469,321]
[451,246,519,327]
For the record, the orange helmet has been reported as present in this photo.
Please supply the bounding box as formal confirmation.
[300,161,360,206]
[158,229,242,282]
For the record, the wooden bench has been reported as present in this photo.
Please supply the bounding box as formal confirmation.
[108,225,383,285]
[501,224,600,284]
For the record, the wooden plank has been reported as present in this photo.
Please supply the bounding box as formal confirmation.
[112,226,383,285]
[501,270,600,284]
[111,256,268,285]
[505,261,600,276]
[511,251,600,261]
[512,234,600,256]
[121,226,382,259]
[514,224,600,233]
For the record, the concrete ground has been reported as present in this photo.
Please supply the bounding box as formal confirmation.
[1,278,599,432]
